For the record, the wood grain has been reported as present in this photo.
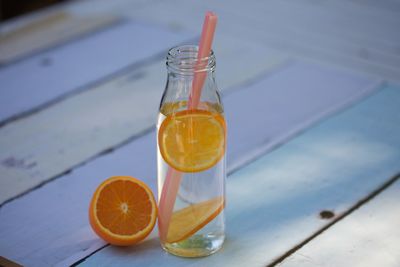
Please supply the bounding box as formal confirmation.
[0,256,23,267]
[124,0,400,82]
[1,1,399,266]
[280,178,400,267]
[0,11,118,64]
[0,21,194,124]
[78,86,400,266]
[0,35,287,205]
[0,61,380,266]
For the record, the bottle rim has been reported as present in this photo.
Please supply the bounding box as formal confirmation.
[166,45,215,75]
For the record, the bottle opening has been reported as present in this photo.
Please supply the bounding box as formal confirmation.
[167,45,215,75]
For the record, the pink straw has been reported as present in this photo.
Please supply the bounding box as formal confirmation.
[158,11,218,242]
[189,11,218,109]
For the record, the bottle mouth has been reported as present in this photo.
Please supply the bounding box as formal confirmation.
[167,45,215,75]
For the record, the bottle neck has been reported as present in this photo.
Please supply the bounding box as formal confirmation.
[166,45,215,76]
[161,45,221,114]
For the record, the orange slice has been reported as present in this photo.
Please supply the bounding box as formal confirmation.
[89,176,157,246]
[166,196,224,243]
[158,110,226,173]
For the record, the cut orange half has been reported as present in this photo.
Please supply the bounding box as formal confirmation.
[166,196,224,243]
[158,110,226,173]
[89,176,157,246]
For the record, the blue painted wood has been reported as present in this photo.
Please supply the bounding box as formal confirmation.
[281,179,400,266]
[0,61,379,266]
[0,36,287,206]
[79,85,400,266]
[126,0,400,82]
[0,21,194,123]
[224,61,380,171]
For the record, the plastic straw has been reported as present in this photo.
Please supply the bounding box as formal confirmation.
[158,168,182,241]
[189,11,218,109]
[158,12,218,242]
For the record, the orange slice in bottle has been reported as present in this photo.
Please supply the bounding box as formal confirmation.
[166,196,224,243]
[158,110,226,173]
[89,176,157,246]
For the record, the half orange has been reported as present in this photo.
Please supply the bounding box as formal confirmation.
[89,176,157,246]
[158,110,226,173]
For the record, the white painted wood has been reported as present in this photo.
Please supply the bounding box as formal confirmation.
[0,21,194,123]
[304,0,400,25]
[0,1,398,266]
[224,61,380,172]
[0,61,379,266]
[67,0,161,16]
[0,11,118,64]
[0,36,288,205]
[280,179,400,267]
[110,0,400,64]
[349,0,400,14]
[78,86,400,266]
[214,0,400,48]
[213,0,400,58]
[123,0,400,82]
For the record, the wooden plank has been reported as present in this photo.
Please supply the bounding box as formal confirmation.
[309,0,400,24]
[242,2,400,69]
[277,0,400,42]
[0,21,195,124]
[349,0,400,14]
[66,0,162,15]
[0,256,23,267]
[213,0,400,44]
[78,85,400,266]
[124,0,400,82]
[216,0,400,59]
[224,61,380,171]
[280,178,400,267]
[0,36,288,205]
[0,11,118,64]
[123,0,400,58]
[0,61,379,266]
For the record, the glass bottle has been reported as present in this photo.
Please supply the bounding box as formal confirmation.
[157,45,226,257]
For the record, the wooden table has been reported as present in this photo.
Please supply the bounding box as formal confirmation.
[0,0,399,266]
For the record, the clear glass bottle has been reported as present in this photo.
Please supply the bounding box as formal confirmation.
[157,45,226,257]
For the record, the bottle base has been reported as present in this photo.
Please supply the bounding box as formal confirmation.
[161,234,225,258]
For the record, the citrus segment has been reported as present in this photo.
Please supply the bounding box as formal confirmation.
[89,176,157,246]
[158,110,226,173]
[166,196,224,243]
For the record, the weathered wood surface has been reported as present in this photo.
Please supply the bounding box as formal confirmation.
[0,21,194,124]
[0,0,399,266]
[122,0,400,82]
[280,178,400,267]
[78,85,400,266]
[0,34,287,205]
[0,61,379,266]
[0,11,117,64]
